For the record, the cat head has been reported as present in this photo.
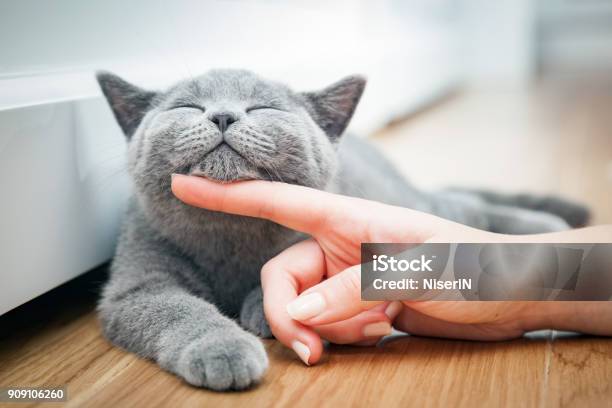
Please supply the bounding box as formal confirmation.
[97,69,365,200]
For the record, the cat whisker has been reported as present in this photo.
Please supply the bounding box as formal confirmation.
[266,161,287,184]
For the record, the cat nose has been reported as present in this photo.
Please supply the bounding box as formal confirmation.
[210,113,237,133]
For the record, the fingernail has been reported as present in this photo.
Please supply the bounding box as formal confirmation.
[286,293,326,321]
[363,322,392,337]
[291,340,311,366]
[385,301,403,320]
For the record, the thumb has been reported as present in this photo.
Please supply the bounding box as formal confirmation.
[286,264,384,326]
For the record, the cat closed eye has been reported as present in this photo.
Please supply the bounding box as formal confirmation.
[172,104,206,112]
[245,105,280,113]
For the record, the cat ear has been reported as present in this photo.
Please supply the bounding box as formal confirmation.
[96,71,158,139]
[302,75,366,140]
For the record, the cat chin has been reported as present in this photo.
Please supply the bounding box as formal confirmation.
[188,168,262,183]
[185,143,271,183]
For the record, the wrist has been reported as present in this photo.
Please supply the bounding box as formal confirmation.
[519,301,612,335]
[519,301,566,332]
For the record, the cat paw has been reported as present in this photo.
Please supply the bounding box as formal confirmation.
[535,196,590,228]
[177,330,268,390]
[240,287,273,338]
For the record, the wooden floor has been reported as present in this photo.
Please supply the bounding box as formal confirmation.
[2,78,612,407]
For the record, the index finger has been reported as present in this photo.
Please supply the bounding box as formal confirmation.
[171,174,348,236]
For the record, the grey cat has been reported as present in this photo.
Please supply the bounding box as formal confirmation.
[96,69,587,391]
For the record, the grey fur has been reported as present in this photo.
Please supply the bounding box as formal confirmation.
[447,188,590,228]
[96,69,584,391]
[240,287,272,338]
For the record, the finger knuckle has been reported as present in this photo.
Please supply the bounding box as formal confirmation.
[261,258,279,281]
[337,267,361,295]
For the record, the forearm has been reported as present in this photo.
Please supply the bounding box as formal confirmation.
[523,301,612,336]
[435,224,612,335]
[501,225,612,335]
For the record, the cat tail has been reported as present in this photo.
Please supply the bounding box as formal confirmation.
[447,188,591,228]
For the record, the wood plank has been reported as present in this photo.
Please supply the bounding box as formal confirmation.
[0,305,552,408]
[546,336,612,407]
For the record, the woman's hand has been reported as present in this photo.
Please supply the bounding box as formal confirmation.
[171,175,612,365]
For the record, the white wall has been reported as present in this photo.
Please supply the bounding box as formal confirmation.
[0,0,462,133]
[459,0,535,85]
[537,0,612,75]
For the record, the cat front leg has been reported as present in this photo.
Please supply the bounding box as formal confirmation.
[98,225,268,390]
[99,271,268,390]
[240,286,273,338]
